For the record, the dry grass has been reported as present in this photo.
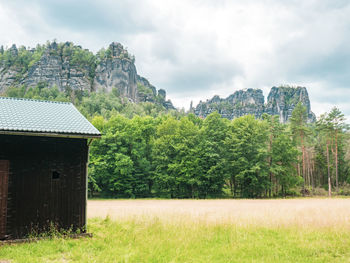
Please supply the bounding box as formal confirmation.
[88,198,350,229]
[3,198,350,262]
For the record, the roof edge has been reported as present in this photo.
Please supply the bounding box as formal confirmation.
[0,130,101,139]
[0,96,72,105]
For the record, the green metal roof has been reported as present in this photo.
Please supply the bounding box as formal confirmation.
[0,97,101,138]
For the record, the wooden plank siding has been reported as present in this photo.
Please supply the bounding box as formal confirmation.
[0,160,9,239]
[0,135,88,239]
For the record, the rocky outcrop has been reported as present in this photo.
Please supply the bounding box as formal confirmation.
[159,89,176,110]
[0,45,21,89]
[0,41,175,110]
[93,42,138,101]
[21,42,91,91]
[137,75,157,97]
[194,89,265,119]
[24,52,62,88]
[194,86,315,123]
[265,86,316,123]
[136,76,175,110]
[0,67,19,89]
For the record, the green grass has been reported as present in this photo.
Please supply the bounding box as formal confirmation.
[1,217,350,262]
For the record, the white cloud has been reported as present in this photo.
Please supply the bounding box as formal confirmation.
[0,0,349,120]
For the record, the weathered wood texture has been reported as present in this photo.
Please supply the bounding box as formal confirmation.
[0,160,9,239]
[0,135,88,239]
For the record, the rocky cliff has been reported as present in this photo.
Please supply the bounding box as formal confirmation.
[265,86,316,123]
[0,41,175,109]
[193,86,316,123]
[194,89,265,119]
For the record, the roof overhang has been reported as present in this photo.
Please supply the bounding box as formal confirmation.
[0,130,101,139]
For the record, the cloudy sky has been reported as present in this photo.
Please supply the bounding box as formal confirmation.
[0,0,349,120]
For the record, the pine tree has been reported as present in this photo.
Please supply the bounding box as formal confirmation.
[290,102,310,194]
[316,113,333,197]
[327,107,347,192]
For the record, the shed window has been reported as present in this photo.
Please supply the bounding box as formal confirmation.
[52,171,60,180]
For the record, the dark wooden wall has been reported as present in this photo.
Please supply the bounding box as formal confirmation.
[0,134,88,239]
[0,160,9,239]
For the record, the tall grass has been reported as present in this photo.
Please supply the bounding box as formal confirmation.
[0,217,350,262]
[2,199,350,262]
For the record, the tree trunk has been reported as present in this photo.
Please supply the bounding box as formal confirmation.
[326,142,332,197]
[301,134,306,194]
[311,158,315,192]
[335,131,339,192]
[305,151,311,189]
[268,127,273,198]
[233,177,237,198]
[302,145,306,185]
[230,175,234,197]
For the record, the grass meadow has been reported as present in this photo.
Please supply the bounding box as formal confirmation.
[1,199,350,262]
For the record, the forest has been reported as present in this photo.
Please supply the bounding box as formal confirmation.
[2,85,350,198]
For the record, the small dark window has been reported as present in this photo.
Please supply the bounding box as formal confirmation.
[52,171,60,180]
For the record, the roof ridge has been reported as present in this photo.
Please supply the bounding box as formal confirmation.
[0,96,72,105]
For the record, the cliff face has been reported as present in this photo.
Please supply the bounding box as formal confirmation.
[265,86,316,123]
[0,41,175,109]
[194,89,265,119]
[193,86,315,123]
[22,45,91,92]
[93,42,137,101]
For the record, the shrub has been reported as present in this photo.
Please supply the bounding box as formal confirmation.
[312,187,328,196]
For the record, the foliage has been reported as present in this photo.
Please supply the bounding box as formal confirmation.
[196,112,229,197]
[264,114,301,197]
[152,116,203,198]
[316,107,349,195]
[4,84,70,102]
[137,83,154,102]
[89,114,156,198]
[87,110,324,198]
[224,115,269,197]
[3,84,172,120]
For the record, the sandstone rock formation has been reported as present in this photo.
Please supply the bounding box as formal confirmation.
[22,43,91,92]
[93,42,137,101]
[265,86,316,123]
[195,89,265,119]
[0,41,175,110]
[193,86,315,123]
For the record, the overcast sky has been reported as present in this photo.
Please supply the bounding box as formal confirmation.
[0,0,349,120]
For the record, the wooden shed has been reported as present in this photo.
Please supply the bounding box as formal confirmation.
[0,97,101,240]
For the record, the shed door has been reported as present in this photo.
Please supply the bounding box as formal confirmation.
[0,160,9,239]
